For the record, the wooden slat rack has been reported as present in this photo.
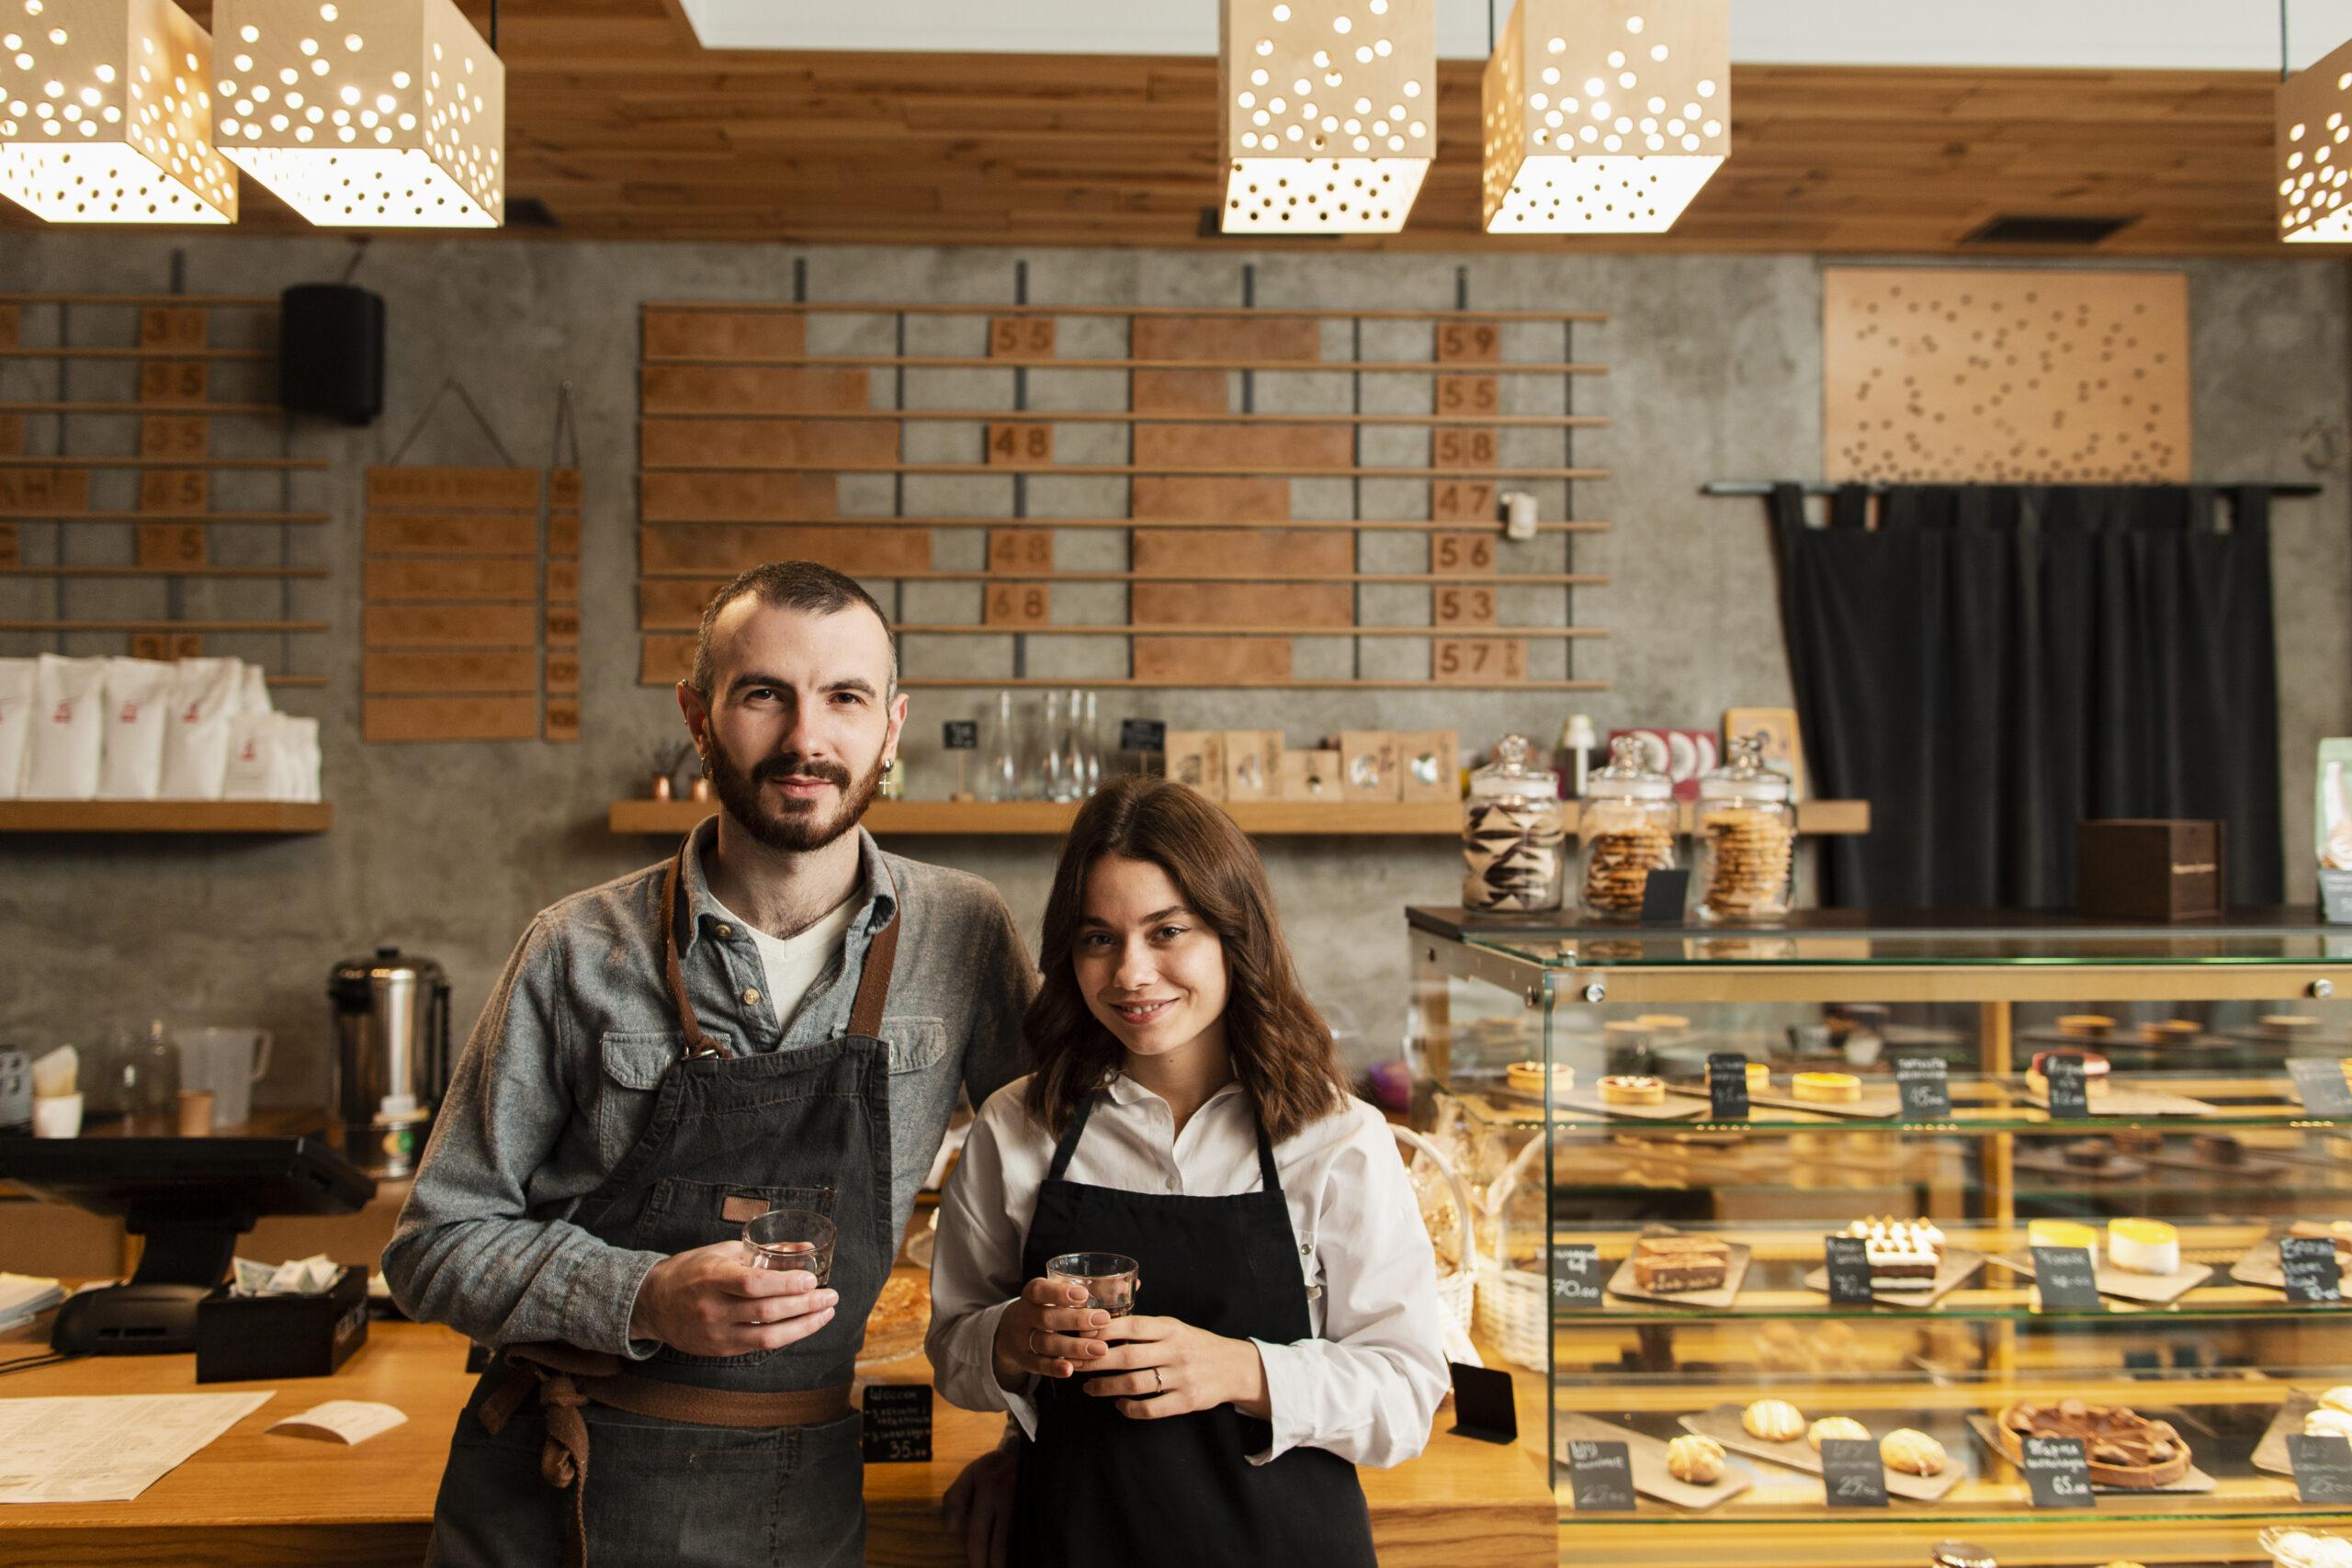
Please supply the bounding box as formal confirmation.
[610,799,1872,838]
[0,801,332,833]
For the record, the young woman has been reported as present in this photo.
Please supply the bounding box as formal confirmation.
[927,775,1448,1568]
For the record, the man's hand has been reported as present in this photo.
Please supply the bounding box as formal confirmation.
[989,1277,1110,1390]
[942,1439,1018,1568]
[628,1241,839,1358]
[1083,1314,1270,1420]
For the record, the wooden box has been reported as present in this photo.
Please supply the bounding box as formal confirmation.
[1330,731,1401,803]
[1395,730,1460,803]
[1279,749,1344,803]
[2076,819,2224,921]
[1163,731,1227,801]
[1223,730,1284,802]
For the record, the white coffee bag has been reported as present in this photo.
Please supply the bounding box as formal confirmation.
[280,714,321,801]
[97,657,175,800]
[160,656,240,799]
[21,653,107,799]
[0,658,34,799]
[222,710,286,800]
[235,660,273,715]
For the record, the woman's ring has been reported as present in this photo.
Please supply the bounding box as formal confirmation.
[1151,1366,1165,1393]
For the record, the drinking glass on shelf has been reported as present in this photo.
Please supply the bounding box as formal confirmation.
[1046,1252,1140,1317]
[986,692,1022,804]
[1067,689,1100,797]
[744,1209,838,1287]
[1040,691,1069,802]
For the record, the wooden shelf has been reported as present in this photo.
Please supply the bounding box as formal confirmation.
[609,798,1872,838]
[0,800,332,834]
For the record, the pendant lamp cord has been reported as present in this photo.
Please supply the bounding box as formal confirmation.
[2283,0,2291,81]
[1487,0,1496,54]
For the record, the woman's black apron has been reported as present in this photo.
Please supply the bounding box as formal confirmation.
[425,834,895,1568]
[1008,1089,1379,1567]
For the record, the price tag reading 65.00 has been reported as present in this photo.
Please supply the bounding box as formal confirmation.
[2019,1435,2098,1509]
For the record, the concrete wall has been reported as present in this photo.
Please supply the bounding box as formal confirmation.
[1,237,2346,1110]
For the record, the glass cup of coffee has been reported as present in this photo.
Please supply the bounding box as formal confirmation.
[745,1209,837,1287]
[1046,1252,1139,1318]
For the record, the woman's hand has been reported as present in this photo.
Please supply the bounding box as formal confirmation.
[1083,1314,1271,1419]
[990,1277,1111,1391]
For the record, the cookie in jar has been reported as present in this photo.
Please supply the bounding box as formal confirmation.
[1691,733,1797,923]
[1576,735,1679,920]
[1462,734,1566,911]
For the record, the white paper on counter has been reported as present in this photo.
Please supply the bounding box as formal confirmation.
[268,1401,407,1446]
[0,1391,272,1504]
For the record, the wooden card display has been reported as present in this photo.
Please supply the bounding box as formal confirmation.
[1396,730,1461,802]
[1222,730,1284,802]
[1279,748,1343,801]
[1334,731,1402,802]
[1824,267,2191,483]
[1163,731,1227,799]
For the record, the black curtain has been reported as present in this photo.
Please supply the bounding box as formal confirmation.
[1771,483,2283,910]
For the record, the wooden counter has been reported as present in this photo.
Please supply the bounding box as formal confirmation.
[0,1313,1554,1567]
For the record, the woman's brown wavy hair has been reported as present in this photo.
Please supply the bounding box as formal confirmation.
[1023,775,1350,1144]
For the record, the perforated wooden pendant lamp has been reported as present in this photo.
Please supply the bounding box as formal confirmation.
[0,0,239,222]
[210,0,502,226]
[2278,34,2352,242]
[1481,0,1727,233]
[1218,0,1436,233]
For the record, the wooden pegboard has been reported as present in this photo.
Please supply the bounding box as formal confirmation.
[1823,267,2189,484]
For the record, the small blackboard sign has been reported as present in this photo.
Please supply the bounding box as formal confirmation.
[2019,1435,2098,1509]
[1639,869,1690,925]
[1551,1244,1604,1308]
[1707,1052,1751,1120]
[2281,1235,2346,1303]
[1447,1361,1518,1445]
[1819,1438,1890,1508]
[941,720,979,750]
[2030,1246,2103,1311]
[2041,1053,2092,1119]
[1894,1055,1952,1121]
[1118,718,1167,753]
[1823,1235,1874,1304]
[861,1383,933,1463]
[2290,1433,2352,1505]
[1564,1438,1636,1511]
[2290,1057,2352,1119]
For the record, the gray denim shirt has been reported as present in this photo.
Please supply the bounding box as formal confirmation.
[381,820,1035,1357]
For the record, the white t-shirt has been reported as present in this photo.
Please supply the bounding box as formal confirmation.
[713,891,860,1036]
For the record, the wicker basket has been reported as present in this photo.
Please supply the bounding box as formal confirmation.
[1473,1129,1555,1371]
[1392,1123,1476,1335]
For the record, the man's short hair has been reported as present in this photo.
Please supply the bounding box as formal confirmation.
[687,561,896,700]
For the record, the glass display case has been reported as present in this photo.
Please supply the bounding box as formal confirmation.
[1405,908,2352,1568]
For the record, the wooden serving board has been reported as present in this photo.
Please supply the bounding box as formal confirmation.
[2252,1392,2324,1477]
[2229,1238,2352,1297]
[1679,1404,1964,1502]
[1995,1250,2215,1305]
[2022,1084,2221,1118]
[1605,1242,1754,1311]
[1963,1414,2217,1494]
[1664,1082,1903,1121]
[1802,1246,1988,1308]
[2011,1146,2150,1183]
[1555,1412,1757,1511]
[1552,1087,1707,1122]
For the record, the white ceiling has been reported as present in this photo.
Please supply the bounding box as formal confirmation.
[680,0,2352,72]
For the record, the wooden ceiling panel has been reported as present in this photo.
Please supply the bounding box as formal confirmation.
[31,0,2293,253]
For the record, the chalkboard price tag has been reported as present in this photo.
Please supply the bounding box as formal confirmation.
[2280,1235,2346,1303]
[1118,718,1167,753]
[941,720,979,750]
[1823,1235,1874,1304]
[861,1383,933,1463]
[1551,1244,1604,1307]
[1565,1438,1636,1511]
[1447,1361,1518,1445]
[2019,1435,2098,1509]
[1819,1438,1890,1508]
[2290,1057,2352,1119]
[2030,1245,2103,1311]
[1707,1052,1751,1120]
[2290,1433,2352,1505]
[1894,1055,1952,1121]
[1639,869,1690,926]
[2041,1053,2092,1119]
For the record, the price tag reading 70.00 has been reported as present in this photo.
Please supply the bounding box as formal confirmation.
[1551,1245,1603,1307]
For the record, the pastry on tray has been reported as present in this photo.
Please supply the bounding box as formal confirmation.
[1629,1234,1731,1293]
[2305,1408,2352,1441]
[2107,1218,2181,1277]
[1504,1059,1575,1098]
[1664,1432,1725,1484]
[2026,1048,2111,1099]
[1879,1427,1946,1476]
[1792,1070,1861,1104]
[1843,1216,1945,1290]
[1742,1398,1805,1442]
[1599,1073,1666,1106]
[1807,1415,1870,1450]
[2056,1014,2115,1040]
[2320,1385,2352,1416]
[1994,1398,2190,1487]
[2268,1531,2352,1568]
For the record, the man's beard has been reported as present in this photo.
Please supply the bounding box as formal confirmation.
[706,736,885,853]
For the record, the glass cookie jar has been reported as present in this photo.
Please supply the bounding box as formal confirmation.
[1690,733,1797,923]
[1461,734,1566,912]
[1576,736,1679,921]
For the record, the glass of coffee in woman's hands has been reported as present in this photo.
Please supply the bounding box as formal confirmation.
[745,1209,837,1286]
[1046,1252,1139,1318]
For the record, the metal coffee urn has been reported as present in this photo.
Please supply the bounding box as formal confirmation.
[328,947,452,1178]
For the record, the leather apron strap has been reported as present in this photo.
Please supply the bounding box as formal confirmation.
[660,829,903,1058]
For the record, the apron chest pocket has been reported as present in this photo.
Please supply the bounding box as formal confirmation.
[594,1031,692,1164]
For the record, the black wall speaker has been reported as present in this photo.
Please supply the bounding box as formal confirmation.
[278,283,385,426]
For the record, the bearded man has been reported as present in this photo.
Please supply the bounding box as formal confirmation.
[385,561,1033,1566]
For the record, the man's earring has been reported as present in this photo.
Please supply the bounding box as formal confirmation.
[882,756,896,775]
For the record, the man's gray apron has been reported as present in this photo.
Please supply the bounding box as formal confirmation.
[425,833,898,1568]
